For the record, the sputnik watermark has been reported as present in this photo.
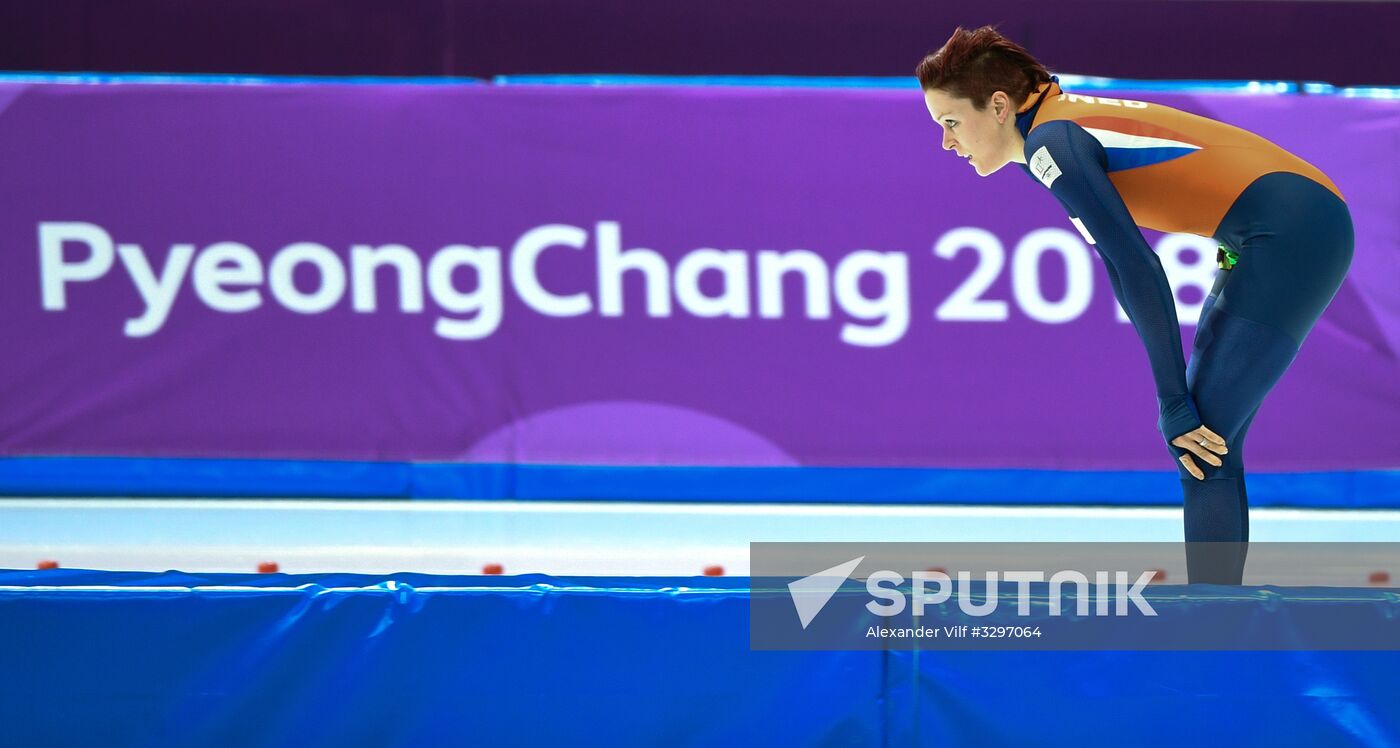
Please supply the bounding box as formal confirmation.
[789,556,1157,630]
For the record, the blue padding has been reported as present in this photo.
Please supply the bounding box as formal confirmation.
[0,72,486,86]
[494,74,924,89]
[1340,86,1400,99]
[885,649,1400,745]
[15,72,1393,97]
[0,570,883,747]
[3,570,1399,746]
[494,74,1315,95]
[1055,75,1300,94]
[3,457,1400,507]
[0,457,413,498]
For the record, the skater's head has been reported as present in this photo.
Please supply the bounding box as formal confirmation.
[916,25,1053,176]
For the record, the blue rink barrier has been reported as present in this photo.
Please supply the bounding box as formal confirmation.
[4,456,1400,508]
[4,570,1399,746]
[493,74,1303,95]
[6,72,1397,100]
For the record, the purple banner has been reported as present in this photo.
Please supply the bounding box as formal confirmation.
[1,81,1397,471]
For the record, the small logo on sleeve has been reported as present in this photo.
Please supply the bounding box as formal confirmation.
[1030,146,1062,188]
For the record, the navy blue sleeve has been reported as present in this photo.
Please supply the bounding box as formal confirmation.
[1023,120,1202,448]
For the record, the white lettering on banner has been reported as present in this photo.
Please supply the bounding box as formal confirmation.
[427,245,502,340]
[350,245,424,313]
[597,220,672,318]
[511,225,591,317]
[834,251,908,347]
[1152,234,1217,325]
[675,249,750,318]
[1011,229,1092,324]
[933,226,1204,328]
[756,250,831,319]
[933,227,1008,321]
[268,243,346,314]
[39,222,115,309]
[118,242,194,337]
[195,242,265,313]
[34,220,1207,346]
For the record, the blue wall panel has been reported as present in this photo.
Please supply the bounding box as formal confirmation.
[4,570,1400,746]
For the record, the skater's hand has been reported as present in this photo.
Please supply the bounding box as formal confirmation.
[1171,426,1228,480]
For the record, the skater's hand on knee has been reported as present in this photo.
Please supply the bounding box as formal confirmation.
[1171,426,1228,479]
[1178,453,1206,480]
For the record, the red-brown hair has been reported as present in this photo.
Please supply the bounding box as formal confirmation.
[915,26,1053,111]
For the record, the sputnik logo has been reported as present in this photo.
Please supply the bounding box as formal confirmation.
[787,557,1160,627]
[788,556,864,629]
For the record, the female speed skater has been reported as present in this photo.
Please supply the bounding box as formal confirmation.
[915,26,1353,584]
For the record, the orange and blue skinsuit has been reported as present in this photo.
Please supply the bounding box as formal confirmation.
[1016,76,1354,583]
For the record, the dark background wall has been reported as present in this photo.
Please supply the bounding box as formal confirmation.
[2,0,1397,86]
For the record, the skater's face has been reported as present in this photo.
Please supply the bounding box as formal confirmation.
[923,87,1025,176]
